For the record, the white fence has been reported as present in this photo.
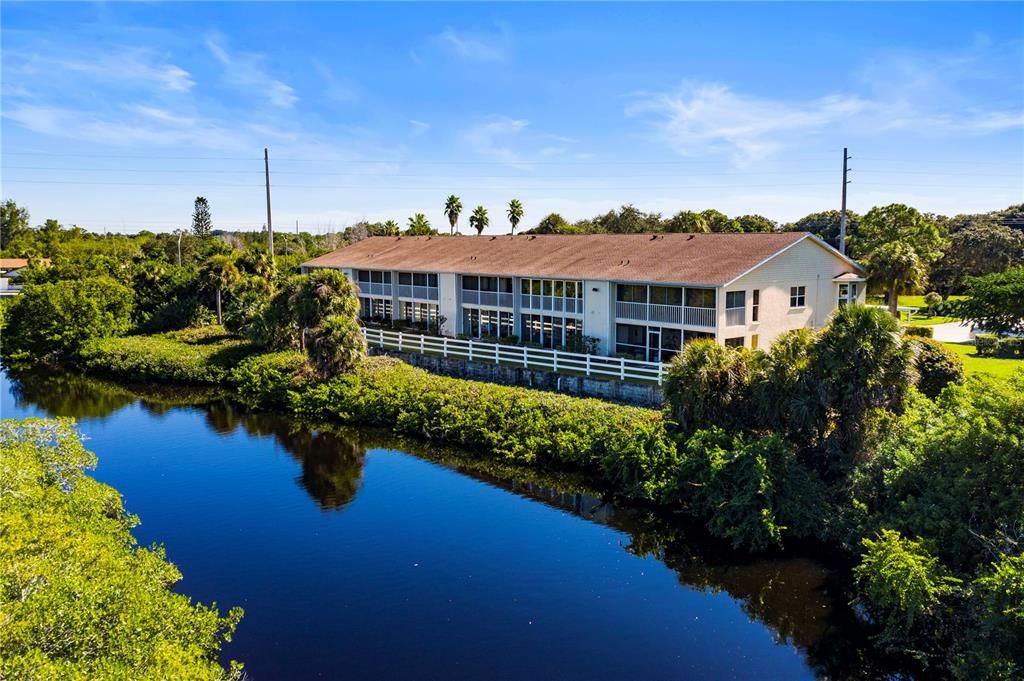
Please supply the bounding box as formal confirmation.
[363,327,668,384]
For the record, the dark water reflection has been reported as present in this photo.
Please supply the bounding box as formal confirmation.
[1,370,908,680]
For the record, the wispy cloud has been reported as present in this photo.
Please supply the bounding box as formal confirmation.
[435,25,511,62]
[630,46,1023,166]
[627,83,867,164]
[204,35,297,108]
[311,58,359,103]
[4,47,194,93]
[460,116,530,165]
[408,119,431,136]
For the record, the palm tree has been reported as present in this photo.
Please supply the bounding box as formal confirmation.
[444,195,462,235]
[201,254,241,325]
[405,214,433,236]
[866,241,929,317]
[506,199,524,235]
[383,219,400,236]
[469,206,489,236]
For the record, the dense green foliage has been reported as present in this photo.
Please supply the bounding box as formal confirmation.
[230,351,309,407]
[952,267,1024,336]
[910,338,964,398]
[2,277,134,366]
[81,326,257,384]
[0,418,242,679]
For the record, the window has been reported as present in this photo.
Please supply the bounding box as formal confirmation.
[399,272,412,285]
[725,337,744,348]
[462,275,479,291]
[650,286,683,306]
[838,282,858,307]
[616,284,647,303]
[357,270,370,283]
[790,286,806,308]
[685,288,716,308]
[401,302,438,324]
[751,334,759,350]
[752,289,760,323]
[725,291,746,326]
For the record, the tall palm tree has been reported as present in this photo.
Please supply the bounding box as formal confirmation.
[201,254,241,325]
[469,206,489,236]
[866,241,929,317]
[383,219,400,236]
[444,195,463,235]
[506,199,524,235]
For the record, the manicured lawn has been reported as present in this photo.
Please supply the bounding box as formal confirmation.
[941,342,1023,380]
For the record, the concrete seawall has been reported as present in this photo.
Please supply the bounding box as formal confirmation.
[369,347,664,408]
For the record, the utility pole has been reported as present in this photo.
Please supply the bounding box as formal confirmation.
[264,147,274,260]
[176,230,183,266]
[839,147,851,255]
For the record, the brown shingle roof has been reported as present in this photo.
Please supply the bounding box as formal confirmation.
[302,232,827,286]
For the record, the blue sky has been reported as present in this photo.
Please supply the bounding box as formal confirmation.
[2,2,1022,234]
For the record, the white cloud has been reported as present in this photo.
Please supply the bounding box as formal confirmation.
[436,26,510,62]
[204,36,297,108]
[628,82,869,165]
[311,59,359,103]
[460,116,531,165]
[4,48,195,93]
[408,119,431,136]
[631,46,1023,166]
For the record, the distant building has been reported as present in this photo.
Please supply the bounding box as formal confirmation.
[0,258,49,296]
[302,232,865,361]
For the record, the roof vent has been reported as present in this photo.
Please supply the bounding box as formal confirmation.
[529,235,536,240]
[650,234,658,240]
[490,236,497,240]
[687,234,695,240]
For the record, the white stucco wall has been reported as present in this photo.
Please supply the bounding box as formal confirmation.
[718,238,863,349]
[584,279,612,354]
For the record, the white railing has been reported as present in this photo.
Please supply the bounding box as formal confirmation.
[462,290,514,308]
[358,282,392,297]
[725,307,746,327]
[363,327,667,385]
[398,285,439,301]
[520,295,582,314]
[615,302,716,328]
[683,306,716,327]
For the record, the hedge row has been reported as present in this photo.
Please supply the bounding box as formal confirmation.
[81,327,258,384]
[975,334,1024,358]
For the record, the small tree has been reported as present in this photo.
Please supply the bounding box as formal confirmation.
[952,267,1024,335]
[191,197,213,239]
[308,314,366,377]
[444,195,462,235]
[2,277,134,365]
[867,241,930,317]
[469,205,488,236]
[285,269,361,350]
[405,214,434,236]
[663,339,757,435]
[506,199,524,235]
[383,220,400,236]
[201,254,240,325]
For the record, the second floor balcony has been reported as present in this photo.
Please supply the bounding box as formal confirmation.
[462,289,514,308]
[615,301,717,328]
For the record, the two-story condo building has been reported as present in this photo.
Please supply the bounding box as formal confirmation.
[301,232,866,362]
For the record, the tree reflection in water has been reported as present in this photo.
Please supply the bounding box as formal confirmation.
[3,369,911,680]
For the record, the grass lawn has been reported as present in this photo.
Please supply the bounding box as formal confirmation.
[941,342,1023,380]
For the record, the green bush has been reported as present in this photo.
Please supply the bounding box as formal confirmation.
[975,333,999,356]
[848,375,1024,573]
[2,277,134,366]
[81,326,257,384]
[0,418,242,680]
[957,553,1024,679]
[230,351,309,407]
[903,325,933,339]
[853,529,960,648]
[290,356,676,498]
[307,314,366,378]
[663,339,758,434]
[664,429,828,551]
[911,338,964,398]
[997,337,1024,358]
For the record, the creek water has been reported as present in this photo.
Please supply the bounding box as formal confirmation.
[0,370,900,680]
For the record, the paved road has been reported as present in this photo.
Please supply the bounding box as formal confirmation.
[929,322,974,343]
